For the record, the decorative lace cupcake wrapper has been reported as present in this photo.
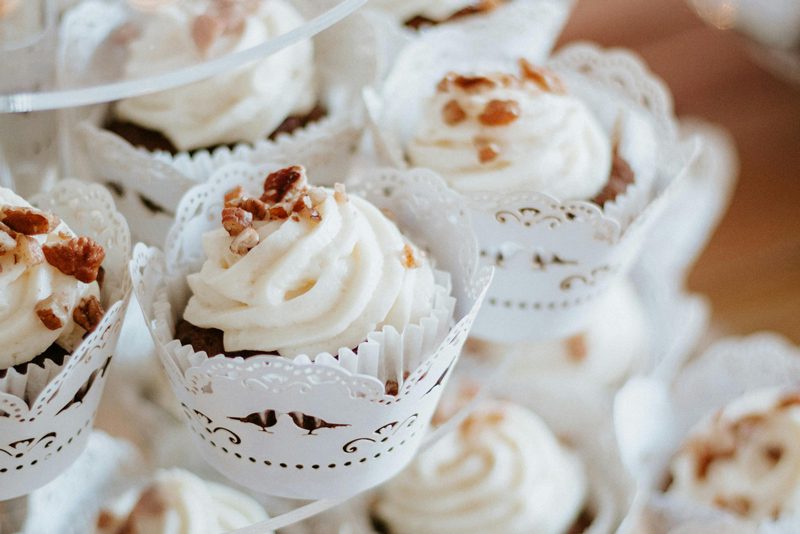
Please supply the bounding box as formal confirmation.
[0,180,132,500]
[130,164,492,498]
[614,333,800,532]
[68,0,380,245]
[368,38,697,341]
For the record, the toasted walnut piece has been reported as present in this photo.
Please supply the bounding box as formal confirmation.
[442,99,467,125]
[73,295,105,333]
[35,295,67,331]
[691,439,736,480]
[230,227,259,255]
[224,185,245,207]
[268,206,289,220]
[239,198,269,221]
[333,183,348,203]
[14,234,44,266]
[474,138,500,163]
[1,206,59,235]
[402,244,420,269]
[565,334,588,362]
[262,166,306,204]
[438,73,497,93]
[221,207,252,236]
[479,99,520,126]
[0,228,15,254]
[519,59,565,94]
[42,236,105,284]
[192,13,224,54]
[292,194,321,222]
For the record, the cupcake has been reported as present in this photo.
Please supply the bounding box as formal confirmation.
[0,188,106,379]
[371,35,691,342]
[373,399,590,533]
[667,387,800,522]
[106,0,318,154]
[465,279,648,389]
[0,180,131,500]
[96,468,270,534]
[130,163,490,498]
[175,164,446,365]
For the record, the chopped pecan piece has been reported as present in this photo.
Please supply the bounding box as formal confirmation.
[1,206,59,235]
[230,227,259,255]
[519,59,565,94]
[268,206,289,220]
[333,183,348,203]
[479,99,520,126]
[0,226,16,254]
[239,198,269,220]
[14,234,44,266]
[224,185,244,207]
[262,166,306,204]
[438,73,496,93]
[42,236,105,284]
[442,99,467,125]
[73,295,105,333]
[474,138,500,163]
[566,334,588,362]
[402,244,420,269]
[221,207,252,236]
[35,295,67,331]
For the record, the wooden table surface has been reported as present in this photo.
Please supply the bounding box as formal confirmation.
[558,0,800,343]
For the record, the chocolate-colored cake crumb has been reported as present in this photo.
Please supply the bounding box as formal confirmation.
[592,152,635,206]
[175,319,266,359]
[105,104,327,155]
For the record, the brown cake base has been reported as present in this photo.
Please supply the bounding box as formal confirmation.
[175,319,266,359]
[104,104,327,155]
[0,343,70,379]
[591,152,636,206]
[405,0,506,29]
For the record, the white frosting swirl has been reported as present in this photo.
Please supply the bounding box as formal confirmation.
[471,280,647,387]
[369,0,477,22]
[376,400,587,533]
[407,71,612,199]
[97,468,270,534]
[183,187,437,356]
[669,388,800,521]
[0,188,100,369]
[114,0,316,151]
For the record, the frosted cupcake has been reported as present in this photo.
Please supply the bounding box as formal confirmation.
[466,279,648,389]
[105,0,318,154]
[175,165,447,368]
[96,468,270,534]
[403,59,657,208]
[667,387,800,522]
[373,399,590,533]
[0,187,106,382]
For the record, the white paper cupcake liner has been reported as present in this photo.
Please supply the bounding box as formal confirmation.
[0,179,132,500]
[614,333,800,533]
[367,32,697,342]
[67,0,379,245]
[130,163,492,499]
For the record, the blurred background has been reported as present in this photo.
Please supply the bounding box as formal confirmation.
[560,0,800,342]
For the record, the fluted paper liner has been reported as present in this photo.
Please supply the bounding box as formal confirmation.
[614,333,800,533]
[69,0,379,245]
[130,164,492,499]
[368,35,697,342]
[0,180,132,500]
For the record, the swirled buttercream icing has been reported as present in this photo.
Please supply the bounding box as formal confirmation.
[183,166,439,356]
[0,187,104,369]
[96,468,270,534]
[669,388,800,521]
[114,0,316,151]
[407,60,613,200]
[375,399,587,533]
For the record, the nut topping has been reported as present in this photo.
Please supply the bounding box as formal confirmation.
[230,227,259,255]
[566,334,588,362]
[0,226,16,254]
[438,73,496,93]
[224,185,244,207]
[442,99,467,125]
[14,234,44,266]
[333,183,348,203]
[221,207,252,236]
[402,244,420,269]
[73,295,105,333]
[35,295,67,331]
[262,166,305,204]
[519,59,565,94]
[42,236,105,284]
[239,198,269,221]
[1,206,59,235]
[478,99,520,126]
[474,138,500,163]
